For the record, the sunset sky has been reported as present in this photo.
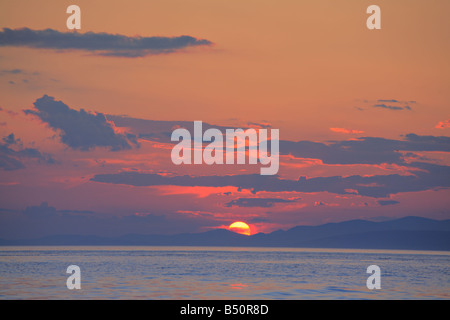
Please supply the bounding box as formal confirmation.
[0,0,449,239]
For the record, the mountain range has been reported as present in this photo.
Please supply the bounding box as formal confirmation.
[1,216,449,250]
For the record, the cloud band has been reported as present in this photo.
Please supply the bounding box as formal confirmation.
[0,28,212,57]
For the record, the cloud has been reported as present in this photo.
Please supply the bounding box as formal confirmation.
[87,116,450,198]
[280,134,450,165]
[24,95,137,151]
[245,121,272,129]
[0,152,25,170]
[107,115,252,144]
[23,202,59,218]
[402,133,450,148]
[377,200,400,206]
[373,104,411,111]
[110,113,449,166]
[369,99,415,111]
[329,127,364,134]
[313,201,338,207]
[41,97,449,165]
[378,99,400,103]
[435,119,450,129]
[377,99,416,104]
[2,133,19,145]
[354,99,415,111]
[0,69,23,74]
[0,69,40,77]
[91,161,450,198]
[0,68,42,87]
[18,95,450,169]
[0,28,213,57]
[224,198,298,208]
[0,133,55,170]
[247,217,270,224]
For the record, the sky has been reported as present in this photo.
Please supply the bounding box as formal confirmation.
[0,0,449,239]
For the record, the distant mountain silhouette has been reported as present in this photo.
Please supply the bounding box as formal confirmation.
[1,216,449,250]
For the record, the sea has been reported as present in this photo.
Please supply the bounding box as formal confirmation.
[0,246,448,299]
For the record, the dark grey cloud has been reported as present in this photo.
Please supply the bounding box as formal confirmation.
[110,113,450,166]
[401,133,450,148]
[90,111,450,198]
[24,95,137,151]
[377,200,400,206]
[355,99,415,112]
[225,198,299,208]
[23,202,59,219]
[91,161,450,198]
[373,104,411,111]
[0,133,55,170]
[0,28,212,57]
[107,115,246,144]
[372,99,414,111]
[377,99,416,104]
[280,134,450,165]
[378,99,400,103]
[374,104,403,110]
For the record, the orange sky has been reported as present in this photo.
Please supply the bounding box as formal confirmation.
[1,0,449,141]
[0,1,449,237]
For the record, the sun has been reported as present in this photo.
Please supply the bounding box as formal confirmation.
[229,221,251,236]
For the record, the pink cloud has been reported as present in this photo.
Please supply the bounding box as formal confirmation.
[435,119,450,129]
[330,127,364,134]
[314,201,339,207]
[157,185,242,198]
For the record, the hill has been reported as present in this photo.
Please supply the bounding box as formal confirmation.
[1,216,449,250]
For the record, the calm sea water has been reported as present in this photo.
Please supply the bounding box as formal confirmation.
[0,246,448,299]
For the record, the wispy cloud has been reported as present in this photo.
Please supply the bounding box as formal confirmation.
[356,99,415,112]
[224,198,299,208]
[0,69,23,74]
[373,104,411,111]
[91,161,450,198]
[377,200,400,206]
[0,28,213,57]
[329,127,364,134]
[377,99,416,104]
[371,99,415,111]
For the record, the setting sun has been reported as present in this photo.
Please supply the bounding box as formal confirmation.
[229,221,251,236]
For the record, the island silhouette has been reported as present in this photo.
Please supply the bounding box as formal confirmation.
[1,216,449,250]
